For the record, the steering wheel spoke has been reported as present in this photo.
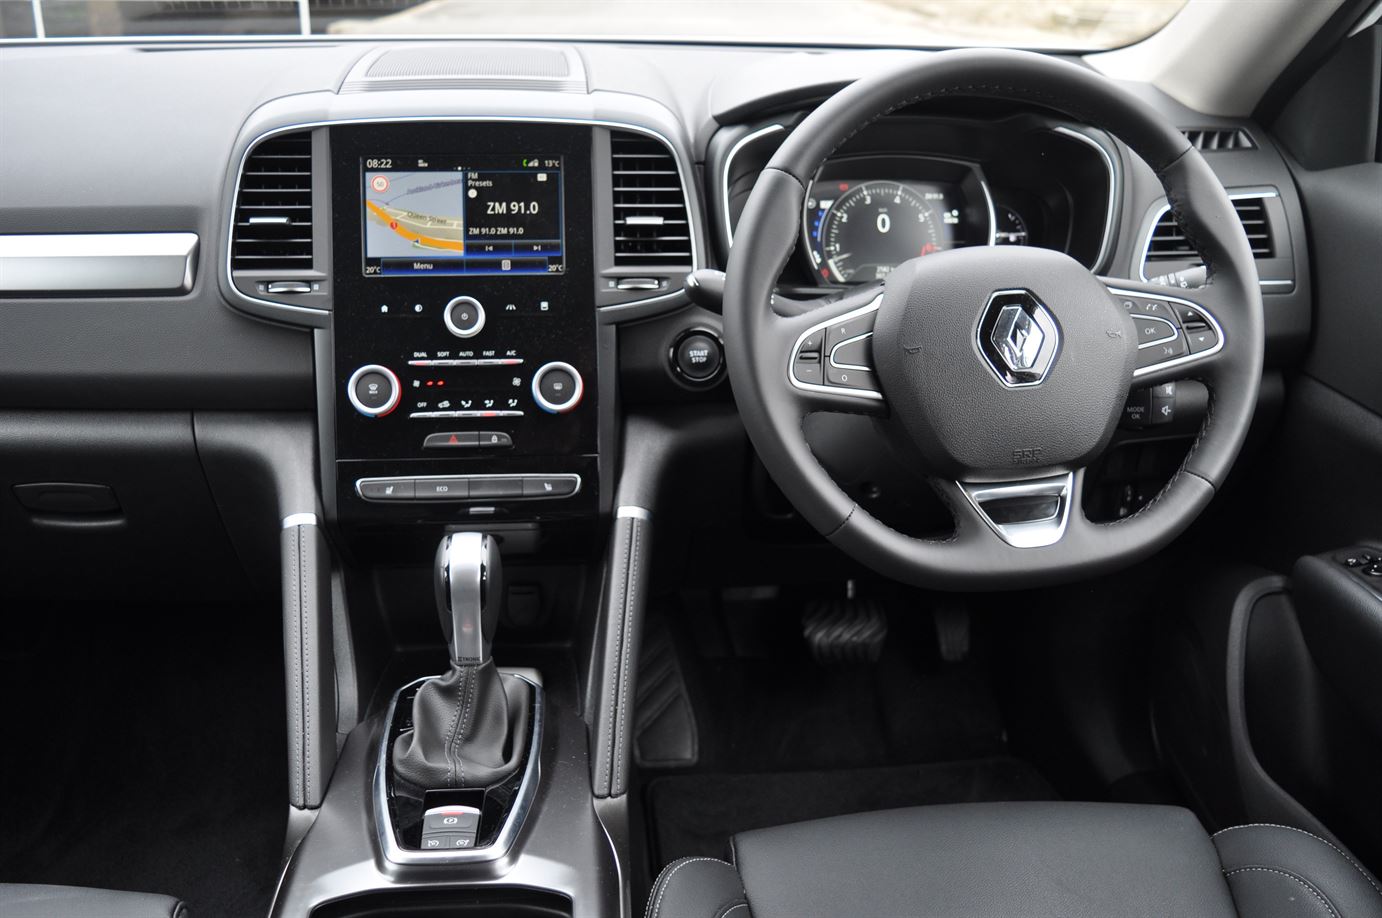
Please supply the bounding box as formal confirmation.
[950,470,1079,549]
[1102,279,1227,386]
[781,284,889,416]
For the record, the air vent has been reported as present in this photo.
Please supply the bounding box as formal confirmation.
[232,131,313,271]
[610,131,692,267]
[1146,197,1275,262]
[1181,127,1256,151]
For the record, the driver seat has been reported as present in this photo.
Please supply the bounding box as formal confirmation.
[646,802,1382,918]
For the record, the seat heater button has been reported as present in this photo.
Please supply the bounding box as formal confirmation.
[358,478,414,500]
[417,478,469,500]
[523,476,578,497]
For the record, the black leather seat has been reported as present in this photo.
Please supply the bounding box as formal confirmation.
[0,883,188,918]
[646,803,1382,918]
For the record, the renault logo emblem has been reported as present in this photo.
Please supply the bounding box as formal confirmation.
[977,290,1060,388]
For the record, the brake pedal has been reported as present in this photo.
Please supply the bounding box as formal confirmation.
[802,596,887,664]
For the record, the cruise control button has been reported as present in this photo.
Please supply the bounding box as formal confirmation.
[824,313,877,349]
[1185,325,1219,353]
[416,478,469,500]
[423,431,478,449]
[1172,302,1208,327]
[358,478,413,500]
[826,363,878,391]
[798,331,824,355]
[793,354,824,386]
[469,477,522,499]
[523,476,578,497]
[830,334,873,369]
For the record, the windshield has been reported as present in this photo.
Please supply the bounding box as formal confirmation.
[2,0,1187,50]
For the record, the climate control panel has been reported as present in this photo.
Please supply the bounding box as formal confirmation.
[326,120,600,524]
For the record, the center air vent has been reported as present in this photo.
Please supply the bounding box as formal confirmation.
[1146,197,1274,262]
[610,131,692,268]
[232,131,314,271]
[1181,127,1256,151]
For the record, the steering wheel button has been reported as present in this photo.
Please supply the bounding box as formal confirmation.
[1186,326,1219,353]
[799,331,824,354]
[825,313,877,348]
[830,335,874,370]
[793,358,824,386]
[1134,315,1178,347]
[1135,336,1189,369]
[826,363,877,391]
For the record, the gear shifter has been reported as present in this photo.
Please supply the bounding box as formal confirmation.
[391,532,531,796]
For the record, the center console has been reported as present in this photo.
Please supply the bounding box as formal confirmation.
[328,122,602,525]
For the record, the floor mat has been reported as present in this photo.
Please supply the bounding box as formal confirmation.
[646,756,1057,867]
[0,601,287,918]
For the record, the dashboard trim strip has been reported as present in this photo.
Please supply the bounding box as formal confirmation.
[722,123,787,246]
[0,232,198,295]
[1051,126,1117,275]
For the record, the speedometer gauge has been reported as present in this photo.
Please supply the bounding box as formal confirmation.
[818,182,947,284]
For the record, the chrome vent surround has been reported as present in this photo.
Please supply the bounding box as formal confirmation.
[610,131,692,267]
[341,44,587,93]
[1181,127,1256,151]
[1146,197,1274,262]
[231,131,313,271]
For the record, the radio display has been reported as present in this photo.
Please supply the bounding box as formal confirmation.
[362,154,564,277]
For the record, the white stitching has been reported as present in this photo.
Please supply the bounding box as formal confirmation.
[647,858,730,918]
[1216,824,1382,899]
[1224,866,1340,918]
[717,904,749,918]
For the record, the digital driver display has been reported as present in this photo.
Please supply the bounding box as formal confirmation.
[362,154,565,277]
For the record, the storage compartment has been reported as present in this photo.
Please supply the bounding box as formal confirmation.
[311,887,571,917]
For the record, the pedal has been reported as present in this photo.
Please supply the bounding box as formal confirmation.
[932,603,970,662]
[802,598,887,664]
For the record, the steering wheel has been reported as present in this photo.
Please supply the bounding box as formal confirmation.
[724,49,1263,590]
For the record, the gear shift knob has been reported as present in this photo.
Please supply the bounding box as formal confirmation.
[435,532,502,666]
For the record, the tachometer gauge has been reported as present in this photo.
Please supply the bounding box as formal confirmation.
[995,206,1029,245]
[818,181,946,284]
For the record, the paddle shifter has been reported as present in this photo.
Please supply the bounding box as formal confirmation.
[391,532,531,795]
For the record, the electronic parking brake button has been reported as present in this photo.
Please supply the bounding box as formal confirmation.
[424,807,480,832]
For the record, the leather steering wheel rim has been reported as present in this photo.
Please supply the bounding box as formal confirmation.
[723,48,1264,591]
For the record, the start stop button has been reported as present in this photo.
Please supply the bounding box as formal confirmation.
[670,329,724,386]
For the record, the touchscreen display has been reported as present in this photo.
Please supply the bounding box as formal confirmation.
[362,154,564,277]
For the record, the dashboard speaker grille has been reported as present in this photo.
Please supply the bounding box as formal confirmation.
[232,131,313,271]
[610,131,691,267]
[1147,197,1274,262]
[1181,127,1255,151]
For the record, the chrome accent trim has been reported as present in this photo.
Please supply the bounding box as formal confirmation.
[1051,127,1117,273]
[436,532,496,666]
[1132,314,1179,349]
[722,123,786,246]
[1108,286,1228,378]
[1136,188,1289,287]
[373,674,543,865]
[226,116,703,321]
[975,289,1060,389]
[281,512,318,529]
[345,364,401,417]
[0,232,198,295]
[827,332,874,371]
[409,409,525,419]
[787,293,885,402]
[959,472,1073,549]
[442,295,486,338]
[978,177,998,247]
[616,505,651,521]
[355,473,582,500]
[531,360,584,413]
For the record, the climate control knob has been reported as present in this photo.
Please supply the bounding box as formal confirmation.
[531,362,584,414]
[346,364,400,418]
[443,296,486,338]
